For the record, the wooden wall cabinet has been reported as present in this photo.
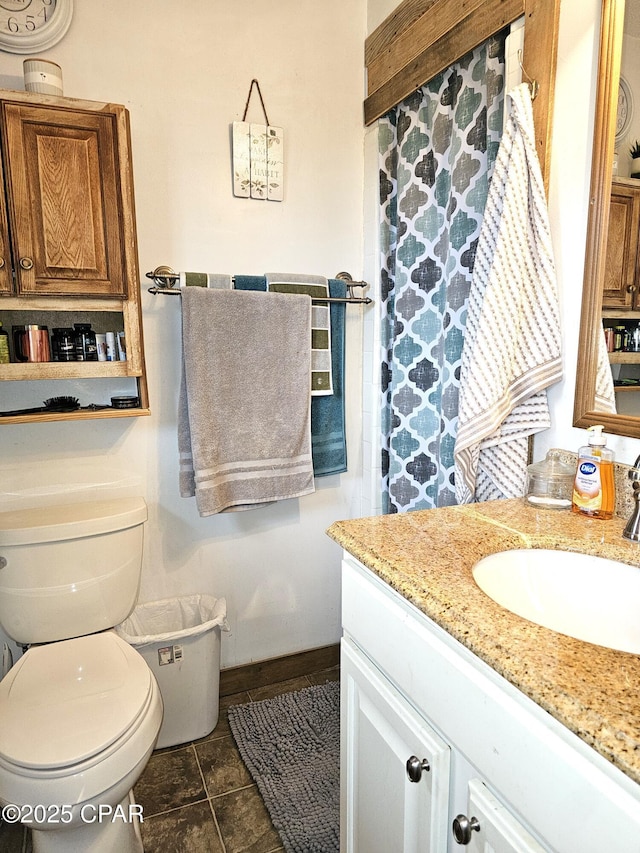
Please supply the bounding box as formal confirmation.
[602,178,640,309]
[0,89,149,424]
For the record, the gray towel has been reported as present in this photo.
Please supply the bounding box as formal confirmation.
[179,288,315,515]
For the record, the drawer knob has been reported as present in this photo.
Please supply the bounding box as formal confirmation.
[627,284,638,293]
[406,755,430,782]
[452,814,480,845]
[19,257,33,270]
[0,257,4,269]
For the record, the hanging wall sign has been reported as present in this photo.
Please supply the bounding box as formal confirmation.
[232,80,284,201]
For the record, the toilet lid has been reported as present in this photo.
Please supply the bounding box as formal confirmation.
[0,497,147,546]
[0,633,153,770]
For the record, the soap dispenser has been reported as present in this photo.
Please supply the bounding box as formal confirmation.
[572,425,615,519]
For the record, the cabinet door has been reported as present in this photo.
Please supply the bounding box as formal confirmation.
[341,639,450,853]
[457,779,546,853]
[602,183,640,309]
[1,101,126,298]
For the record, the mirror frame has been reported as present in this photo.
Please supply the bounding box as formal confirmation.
[574,0,636,436]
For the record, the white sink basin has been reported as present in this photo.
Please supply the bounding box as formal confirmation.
[472,549,640,654]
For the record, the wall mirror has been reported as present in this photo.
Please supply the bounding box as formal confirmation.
[574,0,640,437]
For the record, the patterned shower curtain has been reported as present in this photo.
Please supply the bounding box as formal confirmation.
[380,34,506,513]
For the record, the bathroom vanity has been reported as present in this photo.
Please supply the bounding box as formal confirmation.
[327,500,640,852]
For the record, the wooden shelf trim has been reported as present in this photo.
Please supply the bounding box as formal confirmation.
[602,309,640,319]
[0,361,141,380]
[0,296,127,311]
[0,407,151,426]
[613,176,640,189]
[608,351,640,363]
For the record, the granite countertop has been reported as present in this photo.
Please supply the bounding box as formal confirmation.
[326,498,640,786]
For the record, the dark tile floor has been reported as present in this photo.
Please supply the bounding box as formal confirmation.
[0,664,340,853]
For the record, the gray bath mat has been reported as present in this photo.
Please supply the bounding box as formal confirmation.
[228,681,340,853]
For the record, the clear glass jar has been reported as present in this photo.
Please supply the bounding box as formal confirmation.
[525,452,575,510]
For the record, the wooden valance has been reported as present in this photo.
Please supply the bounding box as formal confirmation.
[364,0,560,188]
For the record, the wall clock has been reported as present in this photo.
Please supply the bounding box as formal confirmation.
[615,75,633,142]
[0,0,73,54]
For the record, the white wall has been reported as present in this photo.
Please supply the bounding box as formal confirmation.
[0,0,368,668]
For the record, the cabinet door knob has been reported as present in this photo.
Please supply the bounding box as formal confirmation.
[452,814,480,845]
[405,755,430,782]
[627,284,637,293]
[0,257,4,269]
[19,257,33,270]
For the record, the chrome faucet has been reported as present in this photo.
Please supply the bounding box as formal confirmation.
[623,454,640,541]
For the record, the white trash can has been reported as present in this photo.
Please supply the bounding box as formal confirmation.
[116,594,229,749]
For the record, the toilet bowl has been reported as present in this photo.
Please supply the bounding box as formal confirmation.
[0,498,163,852]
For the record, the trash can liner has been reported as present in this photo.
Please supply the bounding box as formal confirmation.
[115,593,229,748]
[115,593,229,647]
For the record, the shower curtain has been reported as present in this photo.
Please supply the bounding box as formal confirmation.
[380,34,506,513]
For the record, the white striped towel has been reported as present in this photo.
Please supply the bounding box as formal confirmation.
[594,325,616,413]
[454,83,563,504]
[265,273,333,396]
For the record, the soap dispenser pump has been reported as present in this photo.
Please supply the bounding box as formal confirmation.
[572,425,615,519]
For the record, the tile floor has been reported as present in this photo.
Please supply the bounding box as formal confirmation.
[0,664,340,853]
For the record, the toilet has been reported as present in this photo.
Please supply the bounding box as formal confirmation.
[0,497,163,853]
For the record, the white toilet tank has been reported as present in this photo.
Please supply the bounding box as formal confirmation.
[0,497,147,644]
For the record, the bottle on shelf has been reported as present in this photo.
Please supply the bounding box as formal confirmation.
[604,326,614,352]
[74,323,98,362]
[0,323,9,364]
[105,331,117,362]
[51,327,76,362]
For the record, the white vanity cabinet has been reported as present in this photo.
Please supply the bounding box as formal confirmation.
[342,640,543,853]
[341,639,451,852]
[340,554,640,853]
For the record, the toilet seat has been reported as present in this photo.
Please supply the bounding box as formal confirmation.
[0,633,153,771]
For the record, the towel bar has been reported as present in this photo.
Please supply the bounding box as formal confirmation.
[146,266,373,305]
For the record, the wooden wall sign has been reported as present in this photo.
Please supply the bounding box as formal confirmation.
[232,80,284,201]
